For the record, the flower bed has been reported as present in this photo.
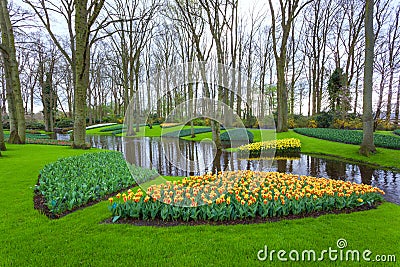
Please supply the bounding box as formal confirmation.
[162,127,212,138]
[86,123,117,130]
[220,129,254,143]
[99,124,126,132]
[35,151,158,216]
[160,122,184,128]
[4,133,50,140]
[27,138,72,146]
[238,138,301,157]
[294,128,400,149]
[108,171,384,222]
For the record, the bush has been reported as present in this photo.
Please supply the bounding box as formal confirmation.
[375,119,395,131]
[101,116,114,123]
[394,129,400,136]
[242,115,257,128]
[26,121,45,130]
[220,129,254,143]
[333,118,363,130]
[286,115,309,129]
[307,119,318,128]
[315,112,334,128]
[294,128,400,149]
[36,152,158,215]
[55,118,74,128]
[186,118,207,126]
[108,171,384,222]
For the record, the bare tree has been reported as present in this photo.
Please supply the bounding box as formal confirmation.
[72,0,105,148]
[360,0,376,156]
[0,93,5,152]
[384,6,400,122]
[0,0,25,143]
[268,0,311,132]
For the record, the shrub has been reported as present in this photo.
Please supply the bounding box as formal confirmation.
[220,129,254,142]
[291,114,308,128]
[307,119,318,128]
[242,115,257,128]
[108,170,384,222]
[294,128,400,149]
[186,118,207,126]
[394,129,400,136]
[375,119,395,131]
[288,118,296,129]
[315,112,334,128]
[332,117,363,130]
[238,138,301,157]
[101,116,114,123]
[55,118,74,128]
[36,152,158,215]
[26,121,45,130]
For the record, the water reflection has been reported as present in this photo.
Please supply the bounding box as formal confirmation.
[56,134,400,204]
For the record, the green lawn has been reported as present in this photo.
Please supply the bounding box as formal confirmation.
[278,131,400,170]
[0,144,399,265]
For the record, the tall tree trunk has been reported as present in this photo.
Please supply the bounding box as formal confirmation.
[360,0,376,156]
[374,70,386,123]
[42,72,56,132]
[0,100,5,151]
[394,75,400,126]
[276,59,288,132]
[0,0,25,143]
[386,68,394,122]
[73,0,90,149]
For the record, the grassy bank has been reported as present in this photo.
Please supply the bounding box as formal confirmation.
[0,144,399,265]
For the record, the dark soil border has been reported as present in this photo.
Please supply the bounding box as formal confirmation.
[101,202,382,227]
[33,174,138,219]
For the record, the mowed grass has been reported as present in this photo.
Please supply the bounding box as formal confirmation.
[278,131,400,170]
[0,144,399,265]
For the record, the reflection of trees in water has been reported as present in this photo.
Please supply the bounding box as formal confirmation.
[306,156,319,177]
[277,159,287,173]
[359,165,374,184]
[212,149,222,173]
[87,135,123,151]
[325,159,346,181]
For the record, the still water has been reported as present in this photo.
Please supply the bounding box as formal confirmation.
[79,134,400,204]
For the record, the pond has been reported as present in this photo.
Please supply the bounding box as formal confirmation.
[62,134,400,204]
